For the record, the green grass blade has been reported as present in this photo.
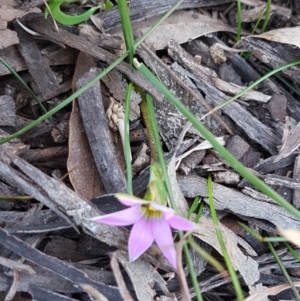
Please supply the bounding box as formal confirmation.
[239,223,287,242]
[236,0,242,42]
[260,0,272,33]
[284,241,300,262]
[187,196,200,219]
[0,52,128,145]
[260,65,300,97]
[124,82,133,194]
[133,58,300,221]
[118,0,134,64]
[208,176,244,301]
[267,241,300,301]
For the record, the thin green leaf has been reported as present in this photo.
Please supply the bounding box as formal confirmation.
[208,176,244,301]
[267,241,300,301]
[260,0,272,33]
[118,0,135,64]
[236,0,242,42]
[124,82,133,194]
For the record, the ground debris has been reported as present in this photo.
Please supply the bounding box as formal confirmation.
[1,1,300,300]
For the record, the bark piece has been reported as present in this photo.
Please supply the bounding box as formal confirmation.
[264,174,300,189]
[275,121,300,162]
[214,78,272,103]
[175,60,280,154]
[0,153,169,269]
[79,24,123,51]
[240,148,261,168]
[76,68,127,193]
[266,94,287,122]
[30,286,78,301]
[226,135,250,160]
[97,0,234,31]
[240,37,300,86]
[27,15,163,102]
[0,228,122,301]
[0,45,77,77]
[13,20,59,99]
[137,44,230,149]
[178,174,300,230]
[293,155,300,209]
[0,95,16,126]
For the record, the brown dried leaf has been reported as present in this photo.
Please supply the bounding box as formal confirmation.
[241,6,270,23]
[0,6,40,27]
[67,52,105,199]
[135,10,236,50]
[252,27,300,49]
[67,100,105,200]
[0,29,19,48]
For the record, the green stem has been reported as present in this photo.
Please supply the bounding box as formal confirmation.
[236,0,242,42]
[124,82,133,194]
[140,95,159,163]
[208,176,244,301]
[118,0,134,64]
[261,0,272,33]
[268,241,300,301]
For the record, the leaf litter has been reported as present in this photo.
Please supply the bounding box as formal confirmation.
[1,1,300,300]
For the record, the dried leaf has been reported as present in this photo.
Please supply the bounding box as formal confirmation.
[67,100,105,200]
[0,6,40,23]
[67,52,105,199]
[193,216,259,289]
[135,10,236,50]
[252,27,300,49]
[0,29,19,48]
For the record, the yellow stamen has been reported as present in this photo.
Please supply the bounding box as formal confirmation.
[140,204,163,219]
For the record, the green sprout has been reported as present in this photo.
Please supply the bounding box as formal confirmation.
[44,0,113,26]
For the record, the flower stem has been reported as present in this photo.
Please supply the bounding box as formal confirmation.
[124,82,133,194]
[140,95,159,163]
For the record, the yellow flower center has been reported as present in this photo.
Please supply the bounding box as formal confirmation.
[140,203,163,219]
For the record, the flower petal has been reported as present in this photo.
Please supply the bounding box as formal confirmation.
[152,218,177,269]
[128,218,154,262]
[168,215,196,231]
[150,201,174,219]
[91,206,142,226]
[115,193,149,207]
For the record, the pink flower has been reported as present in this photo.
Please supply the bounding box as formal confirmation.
[91,193,196,269]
